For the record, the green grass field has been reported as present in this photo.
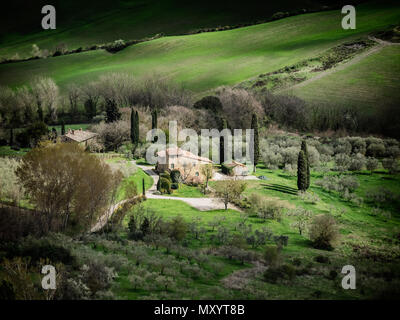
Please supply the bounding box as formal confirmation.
[169,184,206,198]
[0,146,30,157]
[115,163,400,299]
[109,163,154,201]
[287,45,400,112]
[0,0,349,59]
[1,2,399,94]
[48,123,92,134]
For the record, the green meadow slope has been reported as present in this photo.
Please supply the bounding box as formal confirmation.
[0,0,346,58]
[0,2,399,94]
[286,44,400,112]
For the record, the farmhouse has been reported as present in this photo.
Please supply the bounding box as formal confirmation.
[156,147,213,182]
[61,128,98,147]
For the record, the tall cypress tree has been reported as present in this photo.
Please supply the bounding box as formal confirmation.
[142,178,146,196]
[301,140,310,189]
[135,110,140,144]
[251,114,260,172]
[61,120,66,136]
[9,128,13,146]
[130,108,136,144]
[151,109,158,129]
[297,150,308,191]
[219,118,227,164]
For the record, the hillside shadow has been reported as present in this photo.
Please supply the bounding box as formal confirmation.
[262,183,298,195]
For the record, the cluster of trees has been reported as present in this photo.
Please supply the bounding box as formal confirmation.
[13,142,122,233]
[260,135,400,175]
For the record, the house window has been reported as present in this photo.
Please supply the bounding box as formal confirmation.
[171,163,174,169]
[195,172,199,176]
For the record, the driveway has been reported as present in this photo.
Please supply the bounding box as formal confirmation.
[134,162,241,211]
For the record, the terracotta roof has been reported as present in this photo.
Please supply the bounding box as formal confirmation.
[63,128,97,143]
[157,147,212,163]
[224,160,247,168]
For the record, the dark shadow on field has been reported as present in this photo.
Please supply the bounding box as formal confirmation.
[289,237,313,249]
[262,183,298,195]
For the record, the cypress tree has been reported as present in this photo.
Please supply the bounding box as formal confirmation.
[151,109,158,129]
[301,140,310,189]
[297,150,308,191]
[151,109,158,142]
[130,108,136,144]
[135,110,140,144]
[219,118,227,164]
[251,114,260,172]
[142,178,146,196]
[61,121,66,136]
[140,217,150,236]
[9,128,13,146]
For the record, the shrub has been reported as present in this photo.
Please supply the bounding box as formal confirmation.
[158,177,172,194]
[263,264,295,283]
[334,153,351,171]
[340,176,360,192]
[347,137,367,155]
[167,216,188,241]
[264,245,281,267]
[0,158,24,204]
[248,194,283,221]
[366,157,379,172]
[366,188,396,207]
[160,172,172,182]
[367,143,385,157]
[105,39,127,53]
[91,120,130,151]
[261,148,283,169]
[349,153,366,171]
[309,214,339,250]
[170,169,182,183]
[193,96,223,113]
[307,146,320,167]
[382,158,400,174]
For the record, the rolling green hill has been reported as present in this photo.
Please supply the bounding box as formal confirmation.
[286,45,400,112]
[1,1,399,95]
[0,0,349,59]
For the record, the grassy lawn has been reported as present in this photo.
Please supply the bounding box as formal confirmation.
[116,167,154,201]
[1,2,399,94]
[0,146,30,157]
[134,158,153,166]
[117,159,400,299]
[169,183,206,198]
[48,123,92,135]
